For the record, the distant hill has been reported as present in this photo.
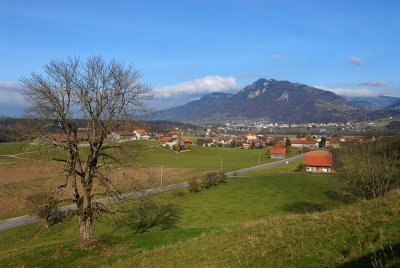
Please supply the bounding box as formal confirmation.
[149,79,398,123]
[344,95,400,110]
[387,99,400,111]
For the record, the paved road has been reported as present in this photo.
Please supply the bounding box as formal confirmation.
[0,154,304,232]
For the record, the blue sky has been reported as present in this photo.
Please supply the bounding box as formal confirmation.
[1,0,399,116]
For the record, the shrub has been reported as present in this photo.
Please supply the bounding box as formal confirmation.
[26,190,59,228]
[337,136,400,200]
[189,177,201,193]
[218,173,228,183]
[204,172,219,188]
[196,139,205,146]
[295,163,306,172]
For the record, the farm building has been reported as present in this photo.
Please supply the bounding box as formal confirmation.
[303,150,333,173]
[290,138,319,148]
[270,144,286,159]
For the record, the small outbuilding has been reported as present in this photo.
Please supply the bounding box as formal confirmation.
[303,150,333,173]
[270,144,286,159]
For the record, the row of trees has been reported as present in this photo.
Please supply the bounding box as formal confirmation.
[188,172,228,193]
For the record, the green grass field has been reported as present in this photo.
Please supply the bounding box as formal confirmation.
[0,161,346,267]
[143,141,300,171]
[123,190,400,267]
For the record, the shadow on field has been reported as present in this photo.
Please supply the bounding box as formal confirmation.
[282,201,328,214]
[119,201,181,234]
[324,190,356,204]
[134,204,180,234]
[338,242,400,268]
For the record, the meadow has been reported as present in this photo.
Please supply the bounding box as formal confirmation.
[0,161,348,267]
[0,141,301,218]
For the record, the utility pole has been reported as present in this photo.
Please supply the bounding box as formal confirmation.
[259,153,261,165]
[161,165,163,187]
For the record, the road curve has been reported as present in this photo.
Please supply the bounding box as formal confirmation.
[0,154,304,232]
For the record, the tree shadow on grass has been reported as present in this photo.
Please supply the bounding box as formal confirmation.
[324,190,357,204]
[282,201,328,214]
[115,200,181,234]
[133,203,181,234]
[338,242,400,268]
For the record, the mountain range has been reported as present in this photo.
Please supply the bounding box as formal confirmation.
[345,95,400,110]
[149,79,399,123]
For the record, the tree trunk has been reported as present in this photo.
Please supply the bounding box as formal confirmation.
[78,195,93,243]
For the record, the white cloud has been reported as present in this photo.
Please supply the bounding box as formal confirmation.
[153,76,240,98]
[0,81,26,104]
[314,85,385,97]
[357,81,385,87]
[350,56,364,66]
[271,54,287,61]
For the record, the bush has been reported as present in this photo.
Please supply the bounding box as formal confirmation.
[196,139,205,146]
[189,177,201,193]
[203,172,219,188]
[26,190,59,228]
[337,136,400,200]
[295,163,306,172]
[218,173,228,183]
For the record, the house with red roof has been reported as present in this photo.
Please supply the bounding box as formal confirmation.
[159,136,174,144]
[270,144,286,159]
[303,150,333,173]
[180,136,193,144]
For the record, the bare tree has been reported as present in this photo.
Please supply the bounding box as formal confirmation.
[336,136,400,200]
[21,55,151,244]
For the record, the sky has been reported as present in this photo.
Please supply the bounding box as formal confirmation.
[1,0,399,116]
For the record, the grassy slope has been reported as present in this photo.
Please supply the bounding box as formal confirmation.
[0,162,344,267]
[118,190,400,268]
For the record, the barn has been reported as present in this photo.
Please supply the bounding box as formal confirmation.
[303,150,333,173]
[270,144,286,159]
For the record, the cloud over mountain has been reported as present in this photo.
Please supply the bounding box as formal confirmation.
[357,81,385,87]
[153,76,240,98]
[314,85,388,97]
[0,81,25,104]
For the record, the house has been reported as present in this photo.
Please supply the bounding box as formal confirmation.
[213,135,231,146]
[270,144,286,159]
[303,150,333,173]
[159,136,174,144]
[203,139,215,147]
[290,138,319,148]
[242,142,251,149]
[326,138,341,149]
[107,130,138,142]
[165,138,185,150]
[273,136,287,145]
[247,132,257,140]
[133,129,151,140]
[181,136,193,145]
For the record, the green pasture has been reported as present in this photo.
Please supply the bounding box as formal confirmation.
[0,161,346,267]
